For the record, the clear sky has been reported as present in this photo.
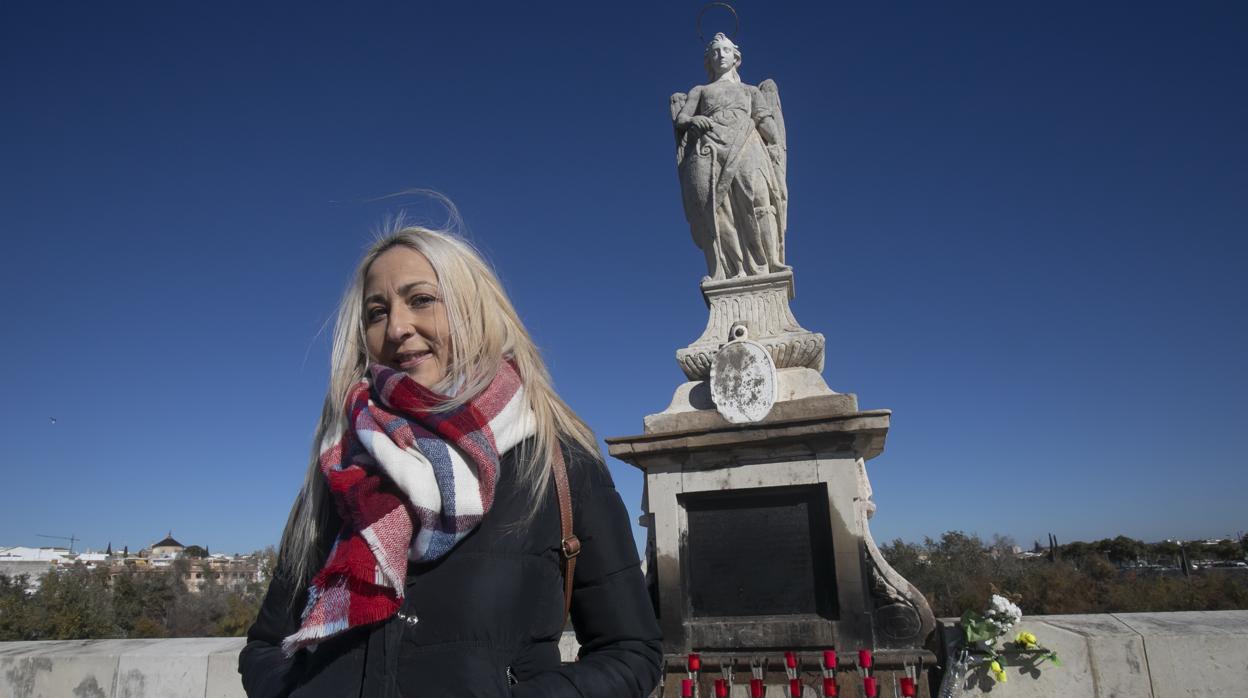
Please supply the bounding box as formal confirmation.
[2,2,1245,556]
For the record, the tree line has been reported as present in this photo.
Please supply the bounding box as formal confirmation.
[5,534,1248,642]
[882,532,1248,619]
[0,549,276,642]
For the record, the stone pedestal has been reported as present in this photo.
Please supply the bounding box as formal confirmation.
[676,271,825,381]
[607,387,934,654]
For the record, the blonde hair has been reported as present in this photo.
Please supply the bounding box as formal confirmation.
[277,224,600,588]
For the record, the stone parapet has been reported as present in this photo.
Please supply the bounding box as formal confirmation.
[0,637,246,698]
[935,610,1248,697]
[5,613,1247,696]
[0,633,583,697]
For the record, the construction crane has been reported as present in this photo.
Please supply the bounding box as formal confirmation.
[36,533,79,555]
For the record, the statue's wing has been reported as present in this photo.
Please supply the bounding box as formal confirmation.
[758,79,786,165]
[670,92,689,164]
[759,80,788,253]
[670,92,688,122]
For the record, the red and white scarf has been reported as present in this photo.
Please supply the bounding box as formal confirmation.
[282,360,534,655]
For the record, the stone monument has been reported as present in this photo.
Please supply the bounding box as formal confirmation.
[668,33,825,387]
[606,29,936,691]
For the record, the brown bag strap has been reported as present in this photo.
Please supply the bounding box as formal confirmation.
[551,445,580,626]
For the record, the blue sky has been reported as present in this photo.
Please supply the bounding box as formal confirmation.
[2,1,1245,556]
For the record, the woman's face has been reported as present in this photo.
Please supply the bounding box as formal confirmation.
[363,246,451,389]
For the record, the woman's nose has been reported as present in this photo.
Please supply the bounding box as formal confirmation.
[387,307,417,343]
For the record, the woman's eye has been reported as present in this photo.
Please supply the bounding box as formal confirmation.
[366,306,387,323]
[409,294,437,309]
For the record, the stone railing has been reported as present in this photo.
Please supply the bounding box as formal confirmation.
[0,633,582,698]
[3,612,1247,696]
[0,637,245,698]
[935,610,1248,696]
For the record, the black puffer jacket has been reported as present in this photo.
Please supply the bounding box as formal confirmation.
[238,441,662,697]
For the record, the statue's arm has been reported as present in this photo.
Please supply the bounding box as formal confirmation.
[675,85,707,131]
[756,113,781,145]
[750,86,782,145]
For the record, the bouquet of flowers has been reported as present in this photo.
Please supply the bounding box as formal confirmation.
[937,594,1061,696]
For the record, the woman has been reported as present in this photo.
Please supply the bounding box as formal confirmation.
[239,225,662,697]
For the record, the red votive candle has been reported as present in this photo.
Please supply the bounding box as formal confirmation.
[715,679,728,698]
[857,649,873,669]
[750,678,765,698]
[863,676,878,697]
[822,650,836,670]
[688,653,702,672]
[823,676,839,696]
[899,676,917,697]
[785,651,798,669]
[681,678,693,697]
[789,677,803,697]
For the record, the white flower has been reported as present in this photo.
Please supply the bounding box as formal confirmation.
[988,595,1023,626]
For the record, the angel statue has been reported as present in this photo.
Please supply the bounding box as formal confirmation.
[672,32,789,281]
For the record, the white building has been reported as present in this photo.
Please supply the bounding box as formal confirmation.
[0,546,70,591]
[0,546,72,563]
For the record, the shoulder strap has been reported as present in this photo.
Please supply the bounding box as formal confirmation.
[551,445,580,627]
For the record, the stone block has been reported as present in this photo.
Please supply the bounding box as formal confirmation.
[937,615,1151,696]
[114,638,239,698]
[1116,611,1248,697]
[0,640,131,698]
[204,641,247,698]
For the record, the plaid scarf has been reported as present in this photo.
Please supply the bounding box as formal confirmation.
[282,360,534,655]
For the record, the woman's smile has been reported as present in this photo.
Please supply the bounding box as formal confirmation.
[393,349,433,370]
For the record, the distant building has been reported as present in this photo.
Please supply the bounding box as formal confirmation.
[149,534,185,563]
[0,546,70,590]
[179,555,262,593]
[2,537,264,594]
[77,551,109,566]
[0,546,71,563]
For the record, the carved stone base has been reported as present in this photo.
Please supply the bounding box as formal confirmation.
[676,270,825,380]
[855,459,938,648]
[607,399,935,654]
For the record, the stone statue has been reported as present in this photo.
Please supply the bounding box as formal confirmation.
[672,33,790,281]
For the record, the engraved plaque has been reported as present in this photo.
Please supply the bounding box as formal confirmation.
[682,485,837,618]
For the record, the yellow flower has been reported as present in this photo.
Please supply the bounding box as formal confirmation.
[990,660,1008,683]
[1015,631,1039,648]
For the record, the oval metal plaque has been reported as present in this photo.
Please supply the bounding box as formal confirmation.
[710,339,778,423]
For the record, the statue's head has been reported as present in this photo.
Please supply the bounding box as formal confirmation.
[703,32,741,81]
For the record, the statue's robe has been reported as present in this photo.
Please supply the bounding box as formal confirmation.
[676,80,785,275]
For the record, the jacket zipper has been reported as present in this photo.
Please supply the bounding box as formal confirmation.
[506,665,517,686]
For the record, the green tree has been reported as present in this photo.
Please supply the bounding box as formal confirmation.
[882,531,1248,618]
[217,591,263,637]
[1094,536,1146,565]
[1210,539,1243,561]
[112,567,178,638]
[168,583,228,637]
[29,565,116,639]
[182,545,208,559]
[1152,540,1182,566]
[0,574,36,641]
[1060,541,1093,561]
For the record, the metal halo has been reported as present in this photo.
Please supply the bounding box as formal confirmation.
[697,2,740,45]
